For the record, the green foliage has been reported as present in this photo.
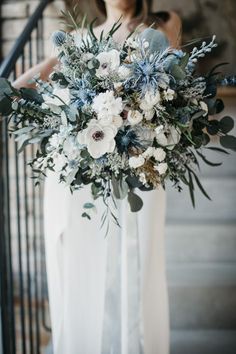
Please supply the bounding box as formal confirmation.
[128,191,143,212]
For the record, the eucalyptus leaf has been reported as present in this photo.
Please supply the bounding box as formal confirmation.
[0,78,15,98]
[0,96,13,115]
[83,202,95,209]
[171,64,186,80]
[215,99,224,114]
[128,191,143,212]
[219,116,234,134]
[206,120,220,135]
[179,53,189,69]
[220,135,236,150]
[139,28,170,54]
[125,175,143,188]
[12,126,35,135]
[82,212,91,220]
[20,88,44,104]
[111,176,128,199]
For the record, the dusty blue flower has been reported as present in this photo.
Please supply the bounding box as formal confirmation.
[51,31,67,47]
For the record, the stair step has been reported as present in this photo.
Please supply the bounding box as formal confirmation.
[166,177,236,222]
[198,146,236,178]
[166,224,236,263]
[167,263,236,328]
[171,330,236,354]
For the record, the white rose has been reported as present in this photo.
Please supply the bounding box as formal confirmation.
[96,49,120,78]
[154,162,168,175]
[127,110,143,125]
[129,155,145,169]
[112,115,123,128]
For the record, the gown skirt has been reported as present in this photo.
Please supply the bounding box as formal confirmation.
[43,170,170,354]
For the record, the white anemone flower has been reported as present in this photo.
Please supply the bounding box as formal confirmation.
[96,49,120,78]
[77,120,117,159]
[92,90,123,120]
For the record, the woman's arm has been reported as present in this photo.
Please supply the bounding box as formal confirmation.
[13,56,59,89]
[160,11,182,48]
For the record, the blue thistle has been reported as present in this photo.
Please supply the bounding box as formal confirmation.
[51,31,67,47]
[70,77,96,109]
[115,127,144,153]
[124,51,170,93]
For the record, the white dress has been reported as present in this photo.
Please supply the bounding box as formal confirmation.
[43,169,170,354]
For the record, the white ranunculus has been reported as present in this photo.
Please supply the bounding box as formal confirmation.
[163,88,175,101]
[140,90,161,111]
[199,101,208,116]
[127,110,143,126]
[154,162,168,175]
[153,147,166,162]
[111,115,123,128]
[96,49,120,78]
[92,90,123,120]
[129,155,145,169]
[77,120,117,159]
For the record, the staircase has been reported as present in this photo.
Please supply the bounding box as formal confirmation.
[166,92,236,354]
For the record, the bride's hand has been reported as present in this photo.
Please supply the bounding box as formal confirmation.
[12,56,59,89]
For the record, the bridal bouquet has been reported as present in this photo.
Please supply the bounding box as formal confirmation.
[0,17,235,227]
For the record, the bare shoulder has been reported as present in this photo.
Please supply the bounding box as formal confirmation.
[157,10,182,48]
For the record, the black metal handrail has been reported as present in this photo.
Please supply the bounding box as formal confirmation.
[0,0,53,78]
[0,1,54,353]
